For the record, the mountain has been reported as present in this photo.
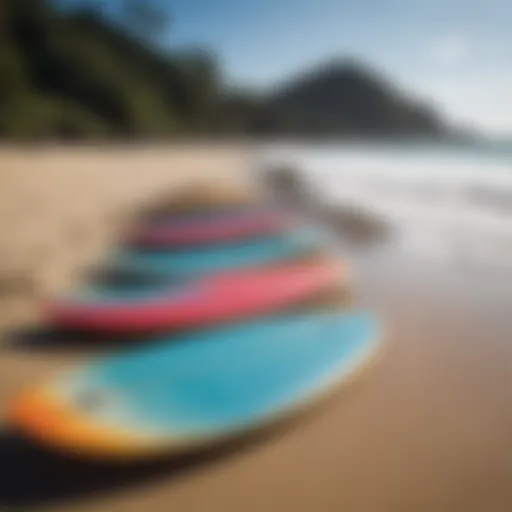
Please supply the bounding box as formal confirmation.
[256,59,445,137]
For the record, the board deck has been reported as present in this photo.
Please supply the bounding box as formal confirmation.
[112,227,332,277]
[48,258,347,332]
[9,311,380,459]
[128,208,296,247]
[141,186,268,214]
[142,200,279,224]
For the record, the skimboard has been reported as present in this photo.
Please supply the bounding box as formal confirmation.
[9,311,380,459]
[48,259,347,332]
[144,201,281,223]
[141,186,264,220]
[128,208,296,247]
[111,227,331,278]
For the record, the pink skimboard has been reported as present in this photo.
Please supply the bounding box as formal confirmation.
[48,259,348,333]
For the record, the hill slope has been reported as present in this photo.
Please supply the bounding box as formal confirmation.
[260,60,444,136]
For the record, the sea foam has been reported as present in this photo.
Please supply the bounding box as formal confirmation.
[259,142,512,269]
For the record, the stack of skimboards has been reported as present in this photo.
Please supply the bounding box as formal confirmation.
[6,188,381,460]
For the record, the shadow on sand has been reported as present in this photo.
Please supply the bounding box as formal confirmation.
[0,267,197,354]
[2,325,186,354]
[0,345,376,509]
[0,426,271,509]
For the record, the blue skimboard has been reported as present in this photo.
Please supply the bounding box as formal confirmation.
[111,226,331,278]
[10,311,380,459]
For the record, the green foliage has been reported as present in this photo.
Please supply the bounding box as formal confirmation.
[0,41,28,101]
[0,94,113,140]
[0,94,55,139]
[53,100,113,139]
[0,0,210,140]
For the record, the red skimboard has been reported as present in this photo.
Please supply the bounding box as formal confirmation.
[48,259,347,333]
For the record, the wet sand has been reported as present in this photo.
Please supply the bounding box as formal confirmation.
[1,146,512,512]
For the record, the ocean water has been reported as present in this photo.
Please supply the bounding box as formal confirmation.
[258,142,512,269]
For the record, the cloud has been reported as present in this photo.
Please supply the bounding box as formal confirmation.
[429,34,470,65]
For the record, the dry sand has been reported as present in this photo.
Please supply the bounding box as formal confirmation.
[1,145,512,512]
[0,144,250,328]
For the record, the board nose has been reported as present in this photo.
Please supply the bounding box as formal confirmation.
[9,389,66,442]
[8,388,152,459]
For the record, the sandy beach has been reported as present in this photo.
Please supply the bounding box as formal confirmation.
[1,146,512,512]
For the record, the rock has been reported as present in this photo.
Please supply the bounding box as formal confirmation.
[260,164,312,206]
[322,203,391,245]
[261,164,391,245]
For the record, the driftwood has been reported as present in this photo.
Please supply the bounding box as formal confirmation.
[261,164,391,245]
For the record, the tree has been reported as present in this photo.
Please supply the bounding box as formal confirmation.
[0,41,28,102]
[121,0,171,40]
[67,0,172,42]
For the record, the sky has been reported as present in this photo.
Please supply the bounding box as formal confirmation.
[60,0,512,135]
